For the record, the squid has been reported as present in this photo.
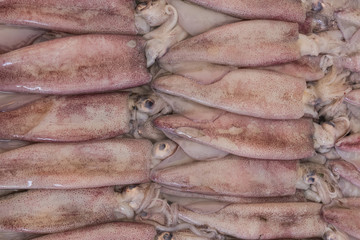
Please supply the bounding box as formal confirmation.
[156,199,360,240]
[157,20,344,70]
[0,184,170,233]
[0,138,176,189]
[152,67,350,120]
[0,91,170,142]
[153,95,349,160]
[31,222,156,240]
[0,0,153,34]
[0,34,150,95]
[151,155,342,204]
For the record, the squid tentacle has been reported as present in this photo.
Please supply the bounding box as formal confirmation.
[297,162,343,204]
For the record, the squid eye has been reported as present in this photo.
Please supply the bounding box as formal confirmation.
[312,1,323,12]
[156,232,173,240]
[136,2,147,11]
[152,140,177,160]
[136,96,157,114]
[117,185,139,194]
[144,99,154,109]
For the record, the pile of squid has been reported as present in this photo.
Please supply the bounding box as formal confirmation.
[1,0,360,239]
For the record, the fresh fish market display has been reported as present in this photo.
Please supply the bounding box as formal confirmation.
[1,0,360,240]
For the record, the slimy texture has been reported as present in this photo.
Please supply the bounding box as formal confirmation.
[160,20,301,67]
[0,0,137,34]
[0,35,150,95]
[0,93,131,142]
[154,113,315,160]
[0,139,152,189]
[0,188,123,233]
[151,156,298,197]
[178,202,326,239]
[153,69,306,119]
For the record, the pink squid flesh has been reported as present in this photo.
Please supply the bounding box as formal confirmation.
[151,156,298,197]
[0,139,152,189]
[32,222,156,240]
[153,69,306,120]
[328,160,360,189]
[0,92,131,142]
[0,0,138,34]
[261,56,325,81]
[0,187,126,233]
[322,198,360,239]
[0,34,150,95]
[159,20,301,68]
[0,25,45,54]
[178,201,326,239]
[336,133,360,170]
[185,0,306,23]
[345,89,360,106]
[154,113,315,160]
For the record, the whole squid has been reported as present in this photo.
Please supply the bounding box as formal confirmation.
[157,20,344,70]
[0,91,171,142]
[0,34,150,95]
[0,138,177,189]
[152,67,350,120]
[151,154,342,204]
[0,184,170,233]
[156,199,359,240]
[153,95,349,160]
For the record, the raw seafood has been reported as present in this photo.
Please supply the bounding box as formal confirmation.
[0,35,150,95]
[0,92,171,142]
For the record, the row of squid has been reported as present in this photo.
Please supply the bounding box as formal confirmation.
[1,0,360,239]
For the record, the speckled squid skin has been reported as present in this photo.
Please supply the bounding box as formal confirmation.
[0,35,150,95]
[179,202,326,239]
[153,69,306,120]
[151,156,298,197]
[32,222,157,240]
[0,0,137,34]
[0,92,131,142]
[0,188,124,233]
[0,139,152,189]
[186,0,306,23]
[154,113,315,160]
[159,20,301,68]
[322,198,360,239]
